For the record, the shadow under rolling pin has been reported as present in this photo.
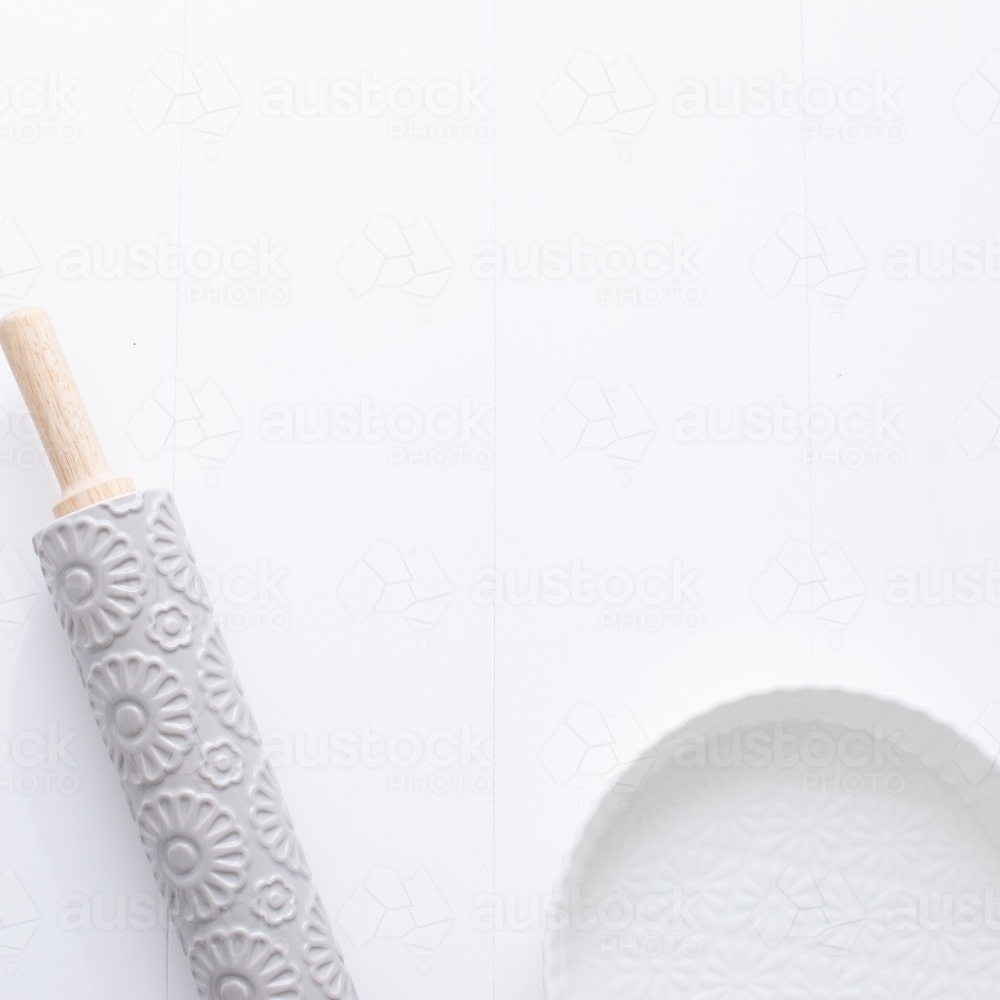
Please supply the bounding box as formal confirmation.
[0,306,358,1000]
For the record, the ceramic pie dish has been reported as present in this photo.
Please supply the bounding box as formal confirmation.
[544,688,1000,999]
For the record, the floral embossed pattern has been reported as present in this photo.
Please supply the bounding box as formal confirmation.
[253,875,296,927]
[545,692,1000,1000]
[35,517,146,651]
[103,493,144,517]
[34,489,347,993]
[302,893,359,1000]
[199,738,245,790]
[88,652,195,786]
[189,928,301,1000]
[198,624,260,743]
[147,600,197,651]
[250,760,311,877]
[138,790,249,923]
[147,493,212,607]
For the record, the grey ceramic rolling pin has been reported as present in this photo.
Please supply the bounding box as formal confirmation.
[0,306,358,1000]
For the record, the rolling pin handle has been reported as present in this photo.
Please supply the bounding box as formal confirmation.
[0,306,135,518]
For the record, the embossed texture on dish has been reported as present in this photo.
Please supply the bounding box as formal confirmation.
[34,489,358,1000]
[544,688,1000,1000]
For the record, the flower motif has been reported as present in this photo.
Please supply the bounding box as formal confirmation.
[197,624,260,743]
[303,893,359,999]
[609,840,738,936]
[249,760,310,877]
[103,493,144,517]
[674,770,771,850]
[147,601,196,651]
[252,876,296,927]
[189,928,301,1000]
[88,652,195,786]
[756,788,853,864]
[924,810,1000,889]
[147,494,211,607]
[35,517,146,651]
[886,921,969,970]
[967,929,1000,978]
[871,968,951,1000]
[782,955,871,999]
[840,799,933,878]
[698,939,785,1000]
[724,861,788,935]
[199,738,245,789]
[658,847,741,926]
[958,980,1000,1000]
[593,948,695,1000]
[138,790,249,923]
[850,883,899,958]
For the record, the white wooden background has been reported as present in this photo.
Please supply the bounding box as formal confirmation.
[2,1,1000,997]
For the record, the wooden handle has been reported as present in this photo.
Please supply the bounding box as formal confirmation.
[0,306,134,518]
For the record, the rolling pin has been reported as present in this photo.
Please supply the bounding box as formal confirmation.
[0,307,358,1000]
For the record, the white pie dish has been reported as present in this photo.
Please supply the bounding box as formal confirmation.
[544,687,1000,999]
